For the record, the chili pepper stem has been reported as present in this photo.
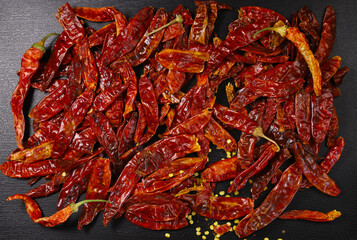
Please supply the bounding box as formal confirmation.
[69,199,108,213]
[253,126,280,152]
[146,14,183,36]
[32,33,60,52]
[253,22,287,38]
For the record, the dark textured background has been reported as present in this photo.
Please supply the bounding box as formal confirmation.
[0,0,357,239]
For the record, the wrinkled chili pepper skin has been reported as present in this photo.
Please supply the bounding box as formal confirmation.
[311,90,334,143]
[78,158,111,230]
[125,193,190,230]
[88,22,116,47]
[279,209,341,222]
[314,6,336,65]
[7,194,42,221]
[320,137,344,173]
[25,171,68,198]
[327,107,339,147]
[92,83,127,112]
[229,144,277,193]
[52,89,94,158]
[203,118,237,152]
[156,49,209,73]
[245,75,304,98]
[138,76,159,145]
[41,31,74,91]
[118,112,138,157]
[8,140,53,163]
[117,8,168,67]
[55,3,85,41]
[101,7,154,66]
[297,6,320,51]
[73,7,119,22]
[236,165,302,238]
[11,45,46,149]
[201,156,242,182]
[292,142,340,196]
[333,66,349,86]
[213,104,258,135]
[103,134,200,226]
[295,88,311,143]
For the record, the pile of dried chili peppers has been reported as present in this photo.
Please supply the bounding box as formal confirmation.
[1,1,348,238]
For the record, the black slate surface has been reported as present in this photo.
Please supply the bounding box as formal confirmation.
[0,0,357,239]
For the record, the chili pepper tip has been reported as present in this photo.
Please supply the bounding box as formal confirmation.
[32,33,60,52]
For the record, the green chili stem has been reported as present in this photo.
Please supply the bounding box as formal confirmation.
[70,199,108,213]
[253,24,288,39]
[146,14,183,36]
[32,33,60,52]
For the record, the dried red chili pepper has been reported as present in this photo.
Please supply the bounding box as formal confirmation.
[103,134,200,225]
[297,6,320,51]
[73,6,120,22]
[105,96,124,128]
[326,107,339,147]
[11,33,58,149]
[236,164,302,237]
[295,88,311,143]
[78,158,111,230]
[92,83,127,112]
[204,118,237,152]
[292,142,340,196]
[52,89,95,158]
[156,49,209,73]
[7,194,107,227]
[201,156,242,182]
[279,209,341,222]
[101,6,154,65]
[117,112,138,157]
[8,140,53,163]
[213,223,231,236]
[333,66,349,86]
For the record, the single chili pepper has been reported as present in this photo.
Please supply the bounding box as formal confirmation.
[279,209,341,222]
[115,62,137,119]
[311,90,334,143]
[314,6,336,65]
[326,107,339,148]
[117,112,138,157]
[229,143,278,193]
[105,95,124,128]
[236,164,302,238]
[62,127,97,160]
[244,75,304,98]
[276,102,294,131]
[321,137,344,173]
[156,49,209,73]
[239,6,288,23]
[52,89,95,158]
[92,83,127,112]
[166,69,186,94]
[137,76,159,145]
[236,100,265,169]
[41,31,74,91]
[115,8,168,67]
[125,193,190,230]
[213,104,280,151]
[321,56,341,85]
[292,142,340,196]
[7,194,107,227]
[78,158,111,230]
[103,134,200,226]
[162,14,185,43]
[164,109,211,136]
[295,88,311,143]
[283,94,296,130]
[101,7,154,65]
[204,118,237,152]
[134,157,206,195]
[252,148,291,200]
[11,33,58,149]
[297,6,320,51]
[8,140,53,163]
[225,82,235,104]
[204,18,275,74]
[201,156,242,182]
[57,159,97,210]
[133,102,146,145]
[55,3,85,41]
[333,66,349,86]
[73,6,120,22]
[255,24,322,96]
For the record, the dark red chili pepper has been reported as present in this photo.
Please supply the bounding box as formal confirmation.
[92,83,127,112]
[117,112,138,157]
[88,22,116,48]
[236,164,302,238]
[7,194,106,227]
[297,6,320,51]
[11,33,58,149]
[314,6,336,65]
[229,143,278,193]
[55,3,85,42]
[52,89,95,158]
[252,148,291,200]
[201,156,242,182]
[78,158,111,230]
[295,88,311,143]
[326,107,339,148]
[105,96,124,128]
[100,7,154,66]
[125,193,190,230]
[279,209,341,222]
[311,90,334,143]
[103,134,200,226]
[333,66,349,86]
[292,142,340,196]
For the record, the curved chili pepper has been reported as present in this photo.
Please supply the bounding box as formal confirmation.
[7,194,107,227]
[11,33,58,149]
[279,209,341,222]
[236,164,302,238]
